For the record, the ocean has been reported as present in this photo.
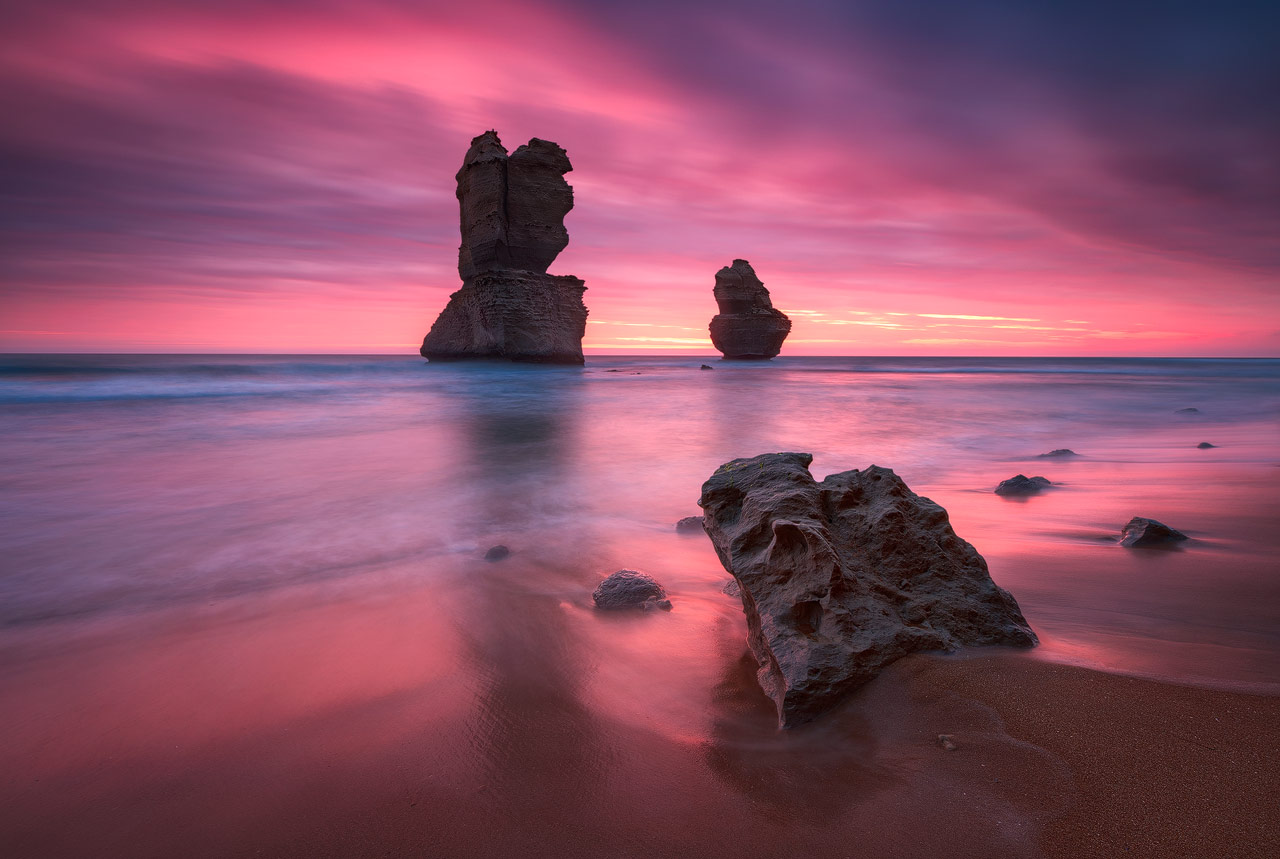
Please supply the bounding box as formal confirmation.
[2,354,1278,855]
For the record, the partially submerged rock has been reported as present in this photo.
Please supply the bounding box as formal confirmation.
[675,515,704,533]
[422,131,587,364]
[1176,407,1200,414]
[1197,442,1216,449]
[995,475,1052,496]
[593,570,668,610]
[708,260,791,359]
[1119,517,1189,548]
[699,452,1036,728]
[700,364,714,370]
[484,545,510,561]
[1038,449,1078,458]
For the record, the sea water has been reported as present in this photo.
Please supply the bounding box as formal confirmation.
[2,354,1277,854]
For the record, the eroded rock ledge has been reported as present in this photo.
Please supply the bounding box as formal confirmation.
[699,452,1036,727]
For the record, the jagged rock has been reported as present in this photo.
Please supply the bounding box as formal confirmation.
[708,260,791,359]
[484,545,510,561]
[593,570,667,610]
[699,452,1036,728]
[722,579,741,598]
[995,475,1052,496]
[1197,442,1216,449]
[1119,517,1188,548]
[423,131,587,364]
[675,515,704,533]
[1037,449,1078,458]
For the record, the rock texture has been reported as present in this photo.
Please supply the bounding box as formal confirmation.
[995,475,1052,496]
[708,260,791,359]
[422,131,587,364]
[1119,517,1189,548]
[699,452,1036,727]
[675,515,704,533]
[593,570,668,610]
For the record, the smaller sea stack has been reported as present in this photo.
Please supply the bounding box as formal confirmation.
[709,259,791,359]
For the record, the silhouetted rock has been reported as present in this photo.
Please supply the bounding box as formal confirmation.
[700,364,714,370]
[1038,449,1078,458]
[675,515,704,533]
[484,545,510,561]
[593,570,667,609]
[422,131,587,364]
[708,260,791,359]
[1119,517,1189,548]
[1197,442,1216,449]
[995,475,1052,496]
[1176,407,1200,414]
[699,452,1036,727]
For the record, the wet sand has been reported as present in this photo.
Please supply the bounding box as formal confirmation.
[902,652,1280,859]
[3,593,1275,859]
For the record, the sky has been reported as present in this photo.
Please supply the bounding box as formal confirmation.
[1,0,1277,356]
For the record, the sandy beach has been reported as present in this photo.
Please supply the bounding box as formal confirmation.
[2,574,1277,859]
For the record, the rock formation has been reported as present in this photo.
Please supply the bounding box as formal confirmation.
[675,515,704,533]
[699,452,1036,728]
[708,260,791,359]
[593,570,671,610]
[421,131,587,364]
[1038,449,1078,458]
[1197,442,1216,449]
[1119,517,1188,548]
[995,475,1052,496]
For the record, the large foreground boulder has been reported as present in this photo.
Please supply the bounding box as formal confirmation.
[708,260,791,359]
[422,131,587,364]
[699,452,1036,727]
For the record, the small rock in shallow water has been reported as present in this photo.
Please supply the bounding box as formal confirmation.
[1197,442,1216,449]
[1120,517,1189,548]
[937,734,958,751]
[484,545,510,561]
[593,570,667,609]
[1038,449,1077,458]
[700,364,714,370]
[995,475,1052,496]
[675,515,704,533]
[1176,407,1200,414]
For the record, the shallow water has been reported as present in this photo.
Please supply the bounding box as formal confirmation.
[2,354,1277,855]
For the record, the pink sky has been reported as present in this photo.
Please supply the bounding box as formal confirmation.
[1,0,1277,355]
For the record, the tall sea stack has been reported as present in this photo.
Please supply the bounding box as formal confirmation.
[421,131,588,364]
[709,259,791,359]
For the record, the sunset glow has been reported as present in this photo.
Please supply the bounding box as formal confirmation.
[2,0,1276,355]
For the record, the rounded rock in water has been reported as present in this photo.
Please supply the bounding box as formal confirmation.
[593,570,668,610]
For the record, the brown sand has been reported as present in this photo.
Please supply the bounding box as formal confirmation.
[900,652,1280,858]
[3,595,1276,859]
